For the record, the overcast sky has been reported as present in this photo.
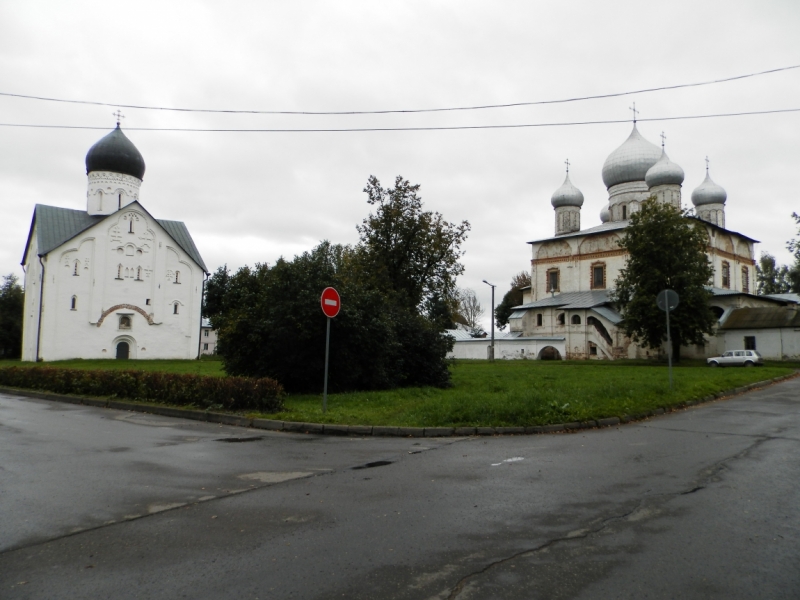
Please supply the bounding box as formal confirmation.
[2,1,799,329]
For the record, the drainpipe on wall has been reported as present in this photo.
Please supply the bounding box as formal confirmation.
[36,255,45,362]
[196,271,209,359]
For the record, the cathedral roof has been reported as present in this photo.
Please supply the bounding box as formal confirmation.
[691,171,727,206]
[23,204,207,272]
[550,173,584,208]
[645,148,684,187]
[601,124,662,189]
[85,125,146,180]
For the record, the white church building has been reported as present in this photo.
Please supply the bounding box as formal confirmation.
[450,121,798,361]
[21,123,208,361]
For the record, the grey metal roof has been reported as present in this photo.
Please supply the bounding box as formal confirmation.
[591,305,623,324]
[24,203,208,273]
[445,330,523,341]
[157,218,208,273]
[509,310,527,319]
[719,307,800,330]
[513,290,611,310]
[707,288,785,303]
[765,293,800,304]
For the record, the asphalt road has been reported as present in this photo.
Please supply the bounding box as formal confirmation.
[1,377,799,600]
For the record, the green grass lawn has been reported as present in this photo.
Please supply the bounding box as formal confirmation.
[1,357,795,427]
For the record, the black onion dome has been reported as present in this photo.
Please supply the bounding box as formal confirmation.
[85,125,146,179]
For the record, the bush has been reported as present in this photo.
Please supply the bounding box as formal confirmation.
[0,367,284,412]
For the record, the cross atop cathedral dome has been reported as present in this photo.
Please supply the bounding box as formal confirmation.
[85,124,146,180]
[645,148,685,187]
[691,170,727,206]
[601,124,662,189]
[550,172,584,208]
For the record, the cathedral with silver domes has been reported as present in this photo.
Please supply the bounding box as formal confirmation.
[502,121,793,360]
[21,123,208,361]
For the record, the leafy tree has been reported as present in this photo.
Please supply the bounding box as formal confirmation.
[357,175,470,315]
[756,253,791,295]
[495,271,531,331]
[0,274,24,358]
[611,199,715,361]
[788,212,800,293]
[456,288,484,334]
[205,175,467,392]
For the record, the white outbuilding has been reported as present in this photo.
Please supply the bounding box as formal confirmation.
[21,124,209,361]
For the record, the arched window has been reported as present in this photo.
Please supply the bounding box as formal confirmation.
[175,271,180,284]
[70,296,77,310]
[721,261,730,289]
[129,219,134,233]
[546,269,559,293]
[571,314,581,325]
[118,193,122,210]
[173,302,179,315]
[73,260,80,276]
[557,313,565,326]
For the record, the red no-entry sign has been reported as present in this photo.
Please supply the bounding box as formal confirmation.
[320,287,341,318]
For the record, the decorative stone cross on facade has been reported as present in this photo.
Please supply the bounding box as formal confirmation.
[113,110,125,126]
[564,158,570,174]
[660,131,667,148]
[629,102,639,123]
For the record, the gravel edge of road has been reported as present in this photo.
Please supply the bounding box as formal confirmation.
[1,372,797,437]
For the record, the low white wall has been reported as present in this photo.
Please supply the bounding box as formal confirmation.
[448,338,566,360]
[718,328,800,360]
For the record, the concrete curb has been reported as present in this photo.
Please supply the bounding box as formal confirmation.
[1,372,797,438]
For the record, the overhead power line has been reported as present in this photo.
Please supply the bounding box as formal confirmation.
[0,65,798,116]
[1,107,798,133]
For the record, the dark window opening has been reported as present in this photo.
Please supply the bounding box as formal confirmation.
[129,219,134,233]
[622,205,627,220]
[536,313,543,327]
[173,303,179,315]
[118,194,122,210]
[591,263,606,289]
[116,341,129,360]
[571,314,581,325]
[547,269,559,293]
[145,298,151,305]
[744,336,756,350]
[203,343,209,351]
[70,296,77,310]
[721,262,730,288]
[557,313,565,326]
[589,343,598,355]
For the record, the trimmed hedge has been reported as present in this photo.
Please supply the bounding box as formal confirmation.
[0,367,284,413]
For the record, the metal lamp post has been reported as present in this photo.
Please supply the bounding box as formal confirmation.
[482,280,496,361]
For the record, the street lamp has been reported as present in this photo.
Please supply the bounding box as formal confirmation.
[482,280,496,361]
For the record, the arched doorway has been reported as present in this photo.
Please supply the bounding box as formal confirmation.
[538,346,562,360]
[116,341,130,360]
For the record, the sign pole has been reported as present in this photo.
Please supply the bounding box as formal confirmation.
[666,304,673,389]
[323,316,331,413]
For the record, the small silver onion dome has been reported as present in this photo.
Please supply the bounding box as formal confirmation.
[691,171,727,206]
[85,124,146,180]
[645,148,684,187]
[602,124,662,189]
[550,173,584,208]
[600,203,611,223]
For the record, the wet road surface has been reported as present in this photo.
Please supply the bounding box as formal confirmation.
[1,377,799,599]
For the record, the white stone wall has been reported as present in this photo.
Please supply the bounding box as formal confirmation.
[22,202,204,361]
[87,172,141,216]
[717,328,800,360]
[447,338,566,360]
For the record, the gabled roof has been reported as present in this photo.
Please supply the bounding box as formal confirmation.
[707,288,788,304]
[512,290,611,310]
[528,216,759,245]
[23,203,208,273]
[719,307,800,330]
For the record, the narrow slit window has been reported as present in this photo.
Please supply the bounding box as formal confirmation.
[173,303,179,315]
[70,296,77,310]
[129,219,134,233]
[622,205,627,220]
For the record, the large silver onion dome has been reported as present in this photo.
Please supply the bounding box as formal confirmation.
[602,125,662,189]
[550,173,584,208]
[645,148,685,187]
[85,124,146,180]
[600,203,611,223]
[691,172,727,206]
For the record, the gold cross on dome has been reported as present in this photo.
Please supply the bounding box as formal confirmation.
[564,158,570,174]
[660,131,667,148]
[112,110,125,126]
[705,155,710,172]
[629,102,639,123]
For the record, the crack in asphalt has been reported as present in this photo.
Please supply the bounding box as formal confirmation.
[445,430,780,599]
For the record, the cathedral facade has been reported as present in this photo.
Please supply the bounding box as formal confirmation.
[507,122,786,360]
[21,125,208,361]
